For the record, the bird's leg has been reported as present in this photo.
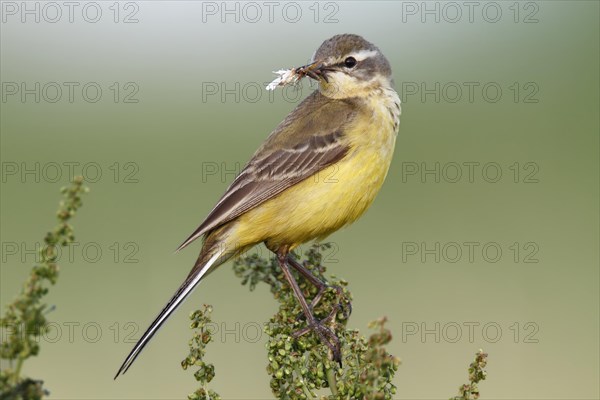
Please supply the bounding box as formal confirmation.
[276,249,342,364]
[287,255,352,320]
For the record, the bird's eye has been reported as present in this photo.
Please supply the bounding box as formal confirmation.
[344,57,357,68]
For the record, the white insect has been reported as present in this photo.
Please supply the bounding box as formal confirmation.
[266,68,301,91]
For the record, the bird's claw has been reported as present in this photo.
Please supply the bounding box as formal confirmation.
[298,284,352,321]
[292,318,342,365]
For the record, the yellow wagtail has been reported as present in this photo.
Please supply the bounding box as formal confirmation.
[115,33,400,378]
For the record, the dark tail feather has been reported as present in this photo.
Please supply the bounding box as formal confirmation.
[114,249,224,379]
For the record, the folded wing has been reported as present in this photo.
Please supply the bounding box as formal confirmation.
[177,92,359,251]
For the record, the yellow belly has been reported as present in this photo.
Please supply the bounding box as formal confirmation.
[233,110,397,251]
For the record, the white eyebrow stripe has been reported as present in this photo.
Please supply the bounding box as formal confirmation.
[351,49,378,61]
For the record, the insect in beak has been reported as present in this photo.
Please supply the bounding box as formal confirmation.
[297,61,329,83]
[266,60,330,91]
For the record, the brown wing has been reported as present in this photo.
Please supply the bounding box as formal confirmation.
[176,91,359,251]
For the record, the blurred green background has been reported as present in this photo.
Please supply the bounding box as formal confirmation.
[1,1,598,399]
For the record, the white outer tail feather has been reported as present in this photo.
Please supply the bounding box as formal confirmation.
[114,248,224,378]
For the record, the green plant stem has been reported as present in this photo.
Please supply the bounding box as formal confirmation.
[12,358,23,385]
[295,367,312,398]
[326,368,338,396]
[233,245,400,399]
[1,176,88,397]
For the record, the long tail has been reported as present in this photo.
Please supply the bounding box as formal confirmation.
[114,246,225,379]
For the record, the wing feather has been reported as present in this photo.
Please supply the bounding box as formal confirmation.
[177,91,358,251]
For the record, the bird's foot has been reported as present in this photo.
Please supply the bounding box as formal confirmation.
[295,284,352,324]
[278,252,346,365]
[285,256,352,321]
[309,284,352,321]
[292,316,342,365]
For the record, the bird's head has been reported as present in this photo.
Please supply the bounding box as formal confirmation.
[301,34,393,99]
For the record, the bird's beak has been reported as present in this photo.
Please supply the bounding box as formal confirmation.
[297,60,330,83]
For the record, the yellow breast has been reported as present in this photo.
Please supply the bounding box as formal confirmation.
[235,87,401,251]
